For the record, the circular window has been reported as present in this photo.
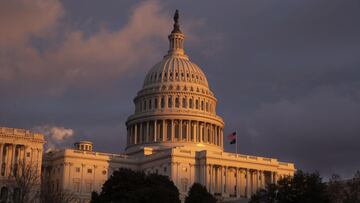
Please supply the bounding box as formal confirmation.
[102,170,107,175]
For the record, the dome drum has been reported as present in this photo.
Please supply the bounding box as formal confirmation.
[125,11,224,154]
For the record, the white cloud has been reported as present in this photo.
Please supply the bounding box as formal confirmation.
[33,125,75,149]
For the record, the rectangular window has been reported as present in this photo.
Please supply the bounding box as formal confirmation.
[73,182,80,192]
[87,169,92,174]
[86,183,92,193]
[75,167,80,173]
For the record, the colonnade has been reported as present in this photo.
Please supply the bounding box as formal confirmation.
[201,165,279,198]
[127,120,223,147]
[135,94,216,115]
[0,143,41,177]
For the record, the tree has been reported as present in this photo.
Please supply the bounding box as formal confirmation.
[343,170,360,203]
[91,168,180,203]
[328,174,344,203]
[250,170,329,203]
[185,183,216,203]
[13,162,41,203]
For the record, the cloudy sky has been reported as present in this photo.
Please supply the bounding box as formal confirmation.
[1,0,359,179]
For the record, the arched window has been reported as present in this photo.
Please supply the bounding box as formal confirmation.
[168,96,173,108]
[195,100,199,109]
[201,101,204,110]
[175,97,180,108]
[143,100,147,111]
[13,188,20,203]
[206,102,209,112]
[154,98,158,109]
[1,187,8,202]
[161,97,165,108]
[182,97,187,108]
[148,99,152,110]
[189,98,193,109]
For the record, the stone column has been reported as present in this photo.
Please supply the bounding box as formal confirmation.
[274,172,278,184]
[220,128,224,147]
[221,166,225,195]
[154,120,157,142]
[0,143,3,176]
[134,124,138,144]
[93,165,97,191]
[261,171,265,188]
[162,120,166,141]
[199,123,203,143]
[186,121,190,141]
[192,122,196,143]
[179,120,183,141]
[11,144,17,176]
[80,164,85,193]
[236,168,240,197]
[209,165,213,193]
[63,162,70,190]
[171,120,175,141]
[139,123,143,144]
[126,127,130,146]
[246,169,251,198]
[146,121,150,143]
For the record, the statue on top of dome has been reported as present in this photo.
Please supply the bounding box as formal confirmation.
[172,9,182,34]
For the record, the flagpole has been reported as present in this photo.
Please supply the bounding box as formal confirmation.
[235,131,238,155]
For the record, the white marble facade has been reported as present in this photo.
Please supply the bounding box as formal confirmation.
[43,11,295,203]
[0,127,45,203]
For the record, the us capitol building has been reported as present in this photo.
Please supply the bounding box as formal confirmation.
[1,11,294,203]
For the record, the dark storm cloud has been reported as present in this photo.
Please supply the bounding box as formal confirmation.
[1,0,359,179]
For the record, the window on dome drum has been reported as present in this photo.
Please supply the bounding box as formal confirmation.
[175,97,179,108]
[149,99,152,110]
[189,98,193,108]
[161,97,165,108]
[201,101,204,110]
[167,120,172,140]
[206,102,209,112]
[168,96,172,108]
[190,123,195,141]
[143,100,147,111]
[201,126,205,142]
[182,123,187,141]
[154,98,158,109]
[175,121,179,140]
[195,100,199,109]
[182,97,187,108]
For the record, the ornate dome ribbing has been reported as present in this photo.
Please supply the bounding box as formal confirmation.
[126,10,224,154]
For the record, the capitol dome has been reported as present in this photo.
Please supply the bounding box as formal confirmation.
[126,10,224,154]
